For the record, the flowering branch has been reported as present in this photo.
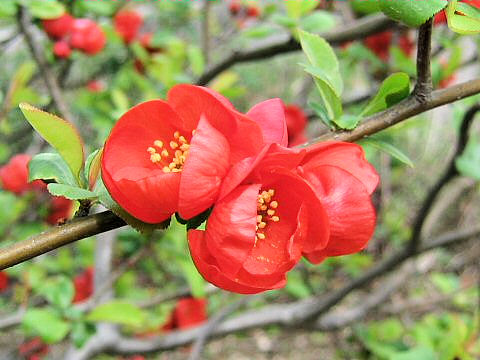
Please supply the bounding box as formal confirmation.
[196,13,395,86]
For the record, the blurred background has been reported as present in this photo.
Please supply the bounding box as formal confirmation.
[0,0,479,359]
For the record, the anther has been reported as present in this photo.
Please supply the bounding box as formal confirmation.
[179,136,187,144]
[161,149,169,157]
[267,209,275,216]
[163,166,171,172]
[154,140,163,148]
[257,233,266,240]
[258,222,266,229]
[269,201,278,209]
[147,147,156,154]
[174,131,180,139]
[272,216,280,222]
[150,153,161,163]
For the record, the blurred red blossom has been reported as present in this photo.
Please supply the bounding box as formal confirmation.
[0,154,44,194]
[87,80,105,93]
[73,267,94,304]
[162,297,208,331]
[18,337,49,360]
[53,40,72,59]
[42,13,74,39]
[70,19,106,55]
[0,271,9,292]
[114,10,143,44]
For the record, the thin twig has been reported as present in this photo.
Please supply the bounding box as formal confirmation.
[414,18,433,102]
[201,0,211,66]
[196,13,395,86]
[17,7,76,124]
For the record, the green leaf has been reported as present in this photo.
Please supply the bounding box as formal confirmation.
[447,0,480,34]
[456,2,480,19]
[299,11,337,33]
[19,103,85,183]
[0,0,17,18]
[38,276,75,309]
[390,346,437,360]
[334,114,362,130]
[29,153,78,187]
[379,0,447,27]
[96,177,169,234]
[22,309,71,344]
[75,0,116,16]
[271,14,298,28]
[361,72,410,116]
[84,149,103,190]
[47,183,97,200]
[362,137,414,167]
[455,137,480,180]
[309,101,335,129]
[285,271,311,299]
[286,0,318,19]
[299,30,343,120]
[86,301,147,327]
[27,0,65,19]
[242,24,278,39]
[187,45,205,76]
[350,0,380,15]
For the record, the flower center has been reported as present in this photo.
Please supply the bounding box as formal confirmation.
[255,188,280,243]
[146,131,190,173]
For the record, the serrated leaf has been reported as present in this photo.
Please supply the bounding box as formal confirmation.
[29,153,78,187]
[361,72,410,116]
[309,101,335,129]
[299,30,343,120]
[22,309,71,344]
[379,0,447,27]
[47,183,97,200]
[19,103,85,183]
[86,301,147,327]
[350,0,380,15]
[84,149,103,190]
[363,138,414,167]
[96,177,169,234]
[27,0,65,19]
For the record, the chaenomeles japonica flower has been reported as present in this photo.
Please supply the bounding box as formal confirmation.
[101,84,288,224]
[188,142,379,294]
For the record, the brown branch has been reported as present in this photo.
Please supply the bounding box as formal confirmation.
[0,211,125,270]
[17,7,76,124]
[201,0,211,66]
[413,18,433,102]
[195,13,395,86]
[1,78,480,271]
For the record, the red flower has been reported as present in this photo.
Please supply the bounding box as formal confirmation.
[18,337,49,360]
[364,31,392,62]
[246,4,261,17]
[0,271,9,292]
[53,40,71,59]
[398,34,415,58]
[73,267,94,304]
[284,104,308,147]
[70,19,106,55]
[189,142,378,294]
[42,13,74,39]
[114,10,143,44]
[162,297,208,331]
[229,1,242,16]
[46,196,73,225]
[101,85,285,224]
[0,154,45,194]
[86,80,105,93]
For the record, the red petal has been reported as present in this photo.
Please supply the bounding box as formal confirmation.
[188,230,283,294]
[301,141,379,194]
[178,116,231,219]
[102,100,185,223]
[167,84,237,133]
[247,99,288,146]
[204,184,260,276]
[285,104,307,141]
[302,165,376,263]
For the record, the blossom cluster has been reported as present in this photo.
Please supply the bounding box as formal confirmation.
[42,13,106,58]
[101,85,379,294]
[0,154,73,225]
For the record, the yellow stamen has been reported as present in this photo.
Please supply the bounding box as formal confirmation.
[154,140,163,148]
